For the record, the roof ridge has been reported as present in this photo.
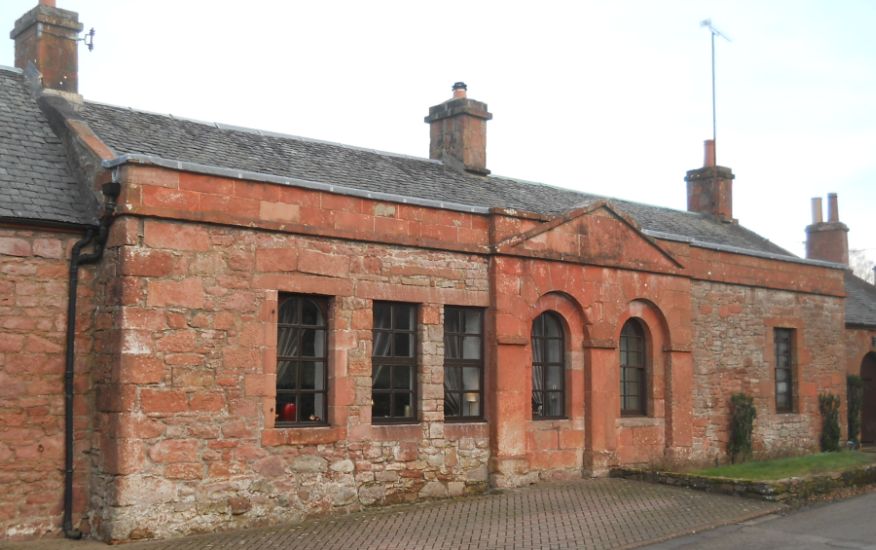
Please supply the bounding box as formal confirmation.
[0,65,24,76]
[84,99,444,165]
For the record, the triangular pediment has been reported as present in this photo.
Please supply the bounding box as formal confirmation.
[494,201,682,271]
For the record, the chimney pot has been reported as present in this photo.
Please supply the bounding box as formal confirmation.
[452,82,467,99]
[805,193,849,265]
[39,0,56,6]
[704,139,716,167]
[811,197,823,224]
[827,192,839,222]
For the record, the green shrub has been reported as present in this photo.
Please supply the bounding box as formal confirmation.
[848,375,864,446]
[728,393,756,464]
[819,393,841,452]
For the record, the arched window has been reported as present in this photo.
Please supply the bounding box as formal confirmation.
[532,312,565,419]
[620,319,647,416]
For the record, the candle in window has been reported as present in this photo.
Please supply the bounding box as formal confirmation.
[404,405,411,417]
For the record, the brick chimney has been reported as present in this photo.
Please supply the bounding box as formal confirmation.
[805,193,849,265]
[425,82,493,175]
[10,0,83,93]
[685,139,735,221]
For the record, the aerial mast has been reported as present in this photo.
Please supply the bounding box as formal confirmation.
[700,19,730,161]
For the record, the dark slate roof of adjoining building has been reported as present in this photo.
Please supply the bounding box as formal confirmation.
[80,100,796,260]
[0,66,97,226]
[845,271,876,327]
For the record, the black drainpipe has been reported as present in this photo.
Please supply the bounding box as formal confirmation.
[63,180,120,539]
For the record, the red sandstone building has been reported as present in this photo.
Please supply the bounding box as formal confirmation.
[2,1,875,543]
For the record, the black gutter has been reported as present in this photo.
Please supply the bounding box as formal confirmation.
[63,181,120,539]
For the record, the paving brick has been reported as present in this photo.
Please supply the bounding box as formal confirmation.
[0,479,782,550]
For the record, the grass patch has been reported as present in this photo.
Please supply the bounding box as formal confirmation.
[692,451,876,481]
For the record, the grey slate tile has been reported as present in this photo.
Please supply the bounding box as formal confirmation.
[79,99,794,259]
[0,67,97,226]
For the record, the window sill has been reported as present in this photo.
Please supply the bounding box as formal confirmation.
[444,421,489,439]
[262,426,345,447]
[370,423,423,441]
[616,416,663,428]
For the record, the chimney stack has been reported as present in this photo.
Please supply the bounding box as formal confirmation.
[425,82,493,175]
[10,0,83,93]
[805,193,849,265]
[685,139,735,221]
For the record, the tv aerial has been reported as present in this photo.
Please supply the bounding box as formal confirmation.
[700,19,730,148]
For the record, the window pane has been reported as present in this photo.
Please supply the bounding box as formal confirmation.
[532,391,543,416]
[462,336,481,359]
[392,392,413,418]
[444,391,461,417]
[445,308,460,334]
[545,392,563,416]
[545,315,562,337]
[546,366,563,390]
[277,361,297,389]
[444,366,462,391]
[276,394,297,422]
[278,299,299,324]
[445,334,461,360]
[395,305,414,330]
[372,394,391,418]
[300,361,325,390]
[464,310,482,334]
[392,365,412,389]
[546,339,562,363]
[462,367,480,391]
[462,392,480,417]
[625,393,641,413]
[374,303,391,329]
[373,331,391,356]
[301,300,323,326]
[301,329,317,357]
[373,364,391,389]
[313,393,325,422]
[532,337,544,363]
[394,332,413,357]
[298,393,316,420]
[277,327,299,358]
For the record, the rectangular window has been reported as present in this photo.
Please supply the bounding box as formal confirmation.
[775,328,795,413]
[372,302,417,423]
[443,307,484,420]
[276,294,328,426]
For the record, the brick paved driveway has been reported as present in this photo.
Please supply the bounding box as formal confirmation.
[0,479,782,550]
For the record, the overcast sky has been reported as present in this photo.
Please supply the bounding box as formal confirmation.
[2,0,874,264]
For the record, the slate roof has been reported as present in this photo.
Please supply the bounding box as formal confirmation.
[79,100,796,260]
[845,271,876,327]
[0,66,97,226]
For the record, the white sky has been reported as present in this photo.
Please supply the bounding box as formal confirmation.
[2,0,874,262]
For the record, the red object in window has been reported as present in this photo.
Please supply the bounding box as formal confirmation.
[282,403,296,422]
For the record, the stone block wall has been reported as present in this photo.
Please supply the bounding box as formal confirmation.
[89,216,491,541]
[0,227,94,540]
[690,280,846,462]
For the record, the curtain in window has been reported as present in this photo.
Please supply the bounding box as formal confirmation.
[444,367,462,416]
[531,330,544,415]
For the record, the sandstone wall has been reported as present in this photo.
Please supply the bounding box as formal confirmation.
[90,216,491,541]
[0,227,94,540]
[690,280,846,462]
